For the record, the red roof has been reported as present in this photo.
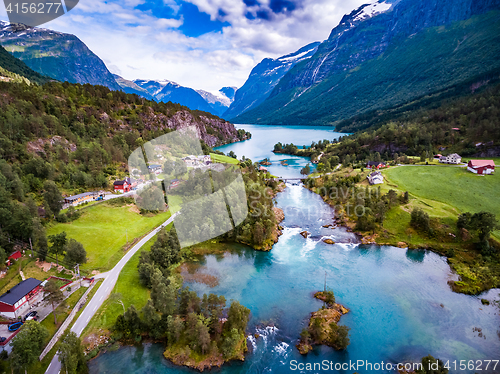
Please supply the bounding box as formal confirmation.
[8,251,22,261]
[468,160,495,168]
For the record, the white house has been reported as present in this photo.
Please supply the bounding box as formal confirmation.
[368,171,384,185]
[439,153,462,164]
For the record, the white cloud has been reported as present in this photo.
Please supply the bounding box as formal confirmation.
[2,0,367,91]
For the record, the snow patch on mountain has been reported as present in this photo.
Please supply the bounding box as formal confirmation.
[352,1,392,22]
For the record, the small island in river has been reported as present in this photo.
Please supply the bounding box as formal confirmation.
[296,290,350,354]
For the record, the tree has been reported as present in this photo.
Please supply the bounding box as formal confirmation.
[44,279,65,324]
[43,180,63,217]
[252,222,265,246]
[48,231,67,266]
[10,320,49,374]
[300,163,311,175]
[141,300,161,334]
[163,160,175,176]
[58,332,86,374]
[471,212,497,241]
[227,151,237,159]
[32,217,49,261]
[0,246,5,267]
[196,320,211,354]
[300,328,311,345]
[329,323,350,350]
[64,238,87,266]
[410,208,430,232]
[226,300,250,333]
[322,289,335,306]
[220,328,240,358]
[174,161,187,177]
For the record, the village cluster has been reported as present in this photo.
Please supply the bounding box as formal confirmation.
[366,154,495,185]
[59,154,225,207]
[0,251,95,346]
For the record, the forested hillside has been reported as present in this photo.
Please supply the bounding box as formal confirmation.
[0,45,50,85]
[0,79,245,253]
[275,82,500,164]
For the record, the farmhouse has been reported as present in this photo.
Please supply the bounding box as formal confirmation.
[367,161,386,169]
[367,171,384,185]
[0,278,42,319]
[64,192,98,206]
[169,178,180,189]
[439,153,462,164]
[113,179,130,193]
[467,160,495,175]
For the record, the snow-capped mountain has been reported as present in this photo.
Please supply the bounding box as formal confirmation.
[195,88,237,116]
[233,0,500,125]
[0,21,121,90]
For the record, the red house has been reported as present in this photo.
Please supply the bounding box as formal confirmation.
[0,278,42,319]
[8,251,22,262]
[467,160,495,175]
[113,180,130,193]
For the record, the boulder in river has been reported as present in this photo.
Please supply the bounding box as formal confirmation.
[300,231,310,238]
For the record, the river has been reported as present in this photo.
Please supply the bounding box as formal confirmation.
[89,125,500,374]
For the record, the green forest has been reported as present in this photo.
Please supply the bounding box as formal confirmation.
[275,82,500,166]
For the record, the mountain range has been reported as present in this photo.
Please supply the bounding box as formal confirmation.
[0,20,235,117]
[223,42,320,120]
[0,20,121,90]
[2,0,500,129]
[230,0,500,126]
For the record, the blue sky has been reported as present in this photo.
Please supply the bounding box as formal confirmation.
[1,0,365,92]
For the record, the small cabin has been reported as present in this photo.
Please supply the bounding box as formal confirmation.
[367,171,384,185]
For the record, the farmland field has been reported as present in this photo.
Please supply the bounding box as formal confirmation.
[47,202,171,272]
[383,165,500,238]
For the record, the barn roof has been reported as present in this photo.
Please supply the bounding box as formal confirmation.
[469,160,495,168]
[0,278,42,306]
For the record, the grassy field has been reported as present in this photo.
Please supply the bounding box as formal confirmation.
[210,153,239,165]
[382,165,500,239]
[83,222,174,337]
[47,202,171,272]
[82,238,154,335]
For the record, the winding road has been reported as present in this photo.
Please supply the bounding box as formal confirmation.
[45,212,179,374]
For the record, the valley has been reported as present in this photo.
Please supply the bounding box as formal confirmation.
[0,0,499,373]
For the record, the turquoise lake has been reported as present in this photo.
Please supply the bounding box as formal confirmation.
[89,125,500,374]
[216,124,345,178]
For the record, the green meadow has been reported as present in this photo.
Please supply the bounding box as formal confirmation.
[382,165,500,239]
[47,202,171,272]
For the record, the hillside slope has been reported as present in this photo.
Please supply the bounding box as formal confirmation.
[0,21,121,90]
[233,0,500,126]
[224,42,319,120]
